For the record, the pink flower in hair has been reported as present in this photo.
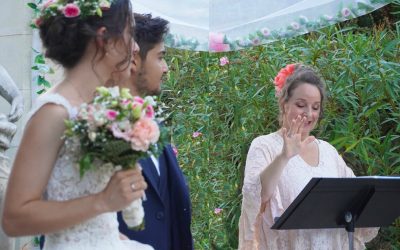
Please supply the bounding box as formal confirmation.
[33,18,43,28]
[63,3,81,18]
[99,0,111,10]
[274,64,296,94]
[42,0,55,10]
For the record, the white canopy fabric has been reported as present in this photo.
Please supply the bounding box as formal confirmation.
[131,0,393,52]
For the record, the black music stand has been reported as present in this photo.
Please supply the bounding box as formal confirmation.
[271,177,400,250]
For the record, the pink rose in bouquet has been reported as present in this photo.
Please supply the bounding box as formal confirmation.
[130,118,160,152]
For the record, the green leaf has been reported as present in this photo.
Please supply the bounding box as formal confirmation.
[36,89,46,95]
[79,154,94,178]
[27,3,37,10]
[37,76,51,87]
[96,8,102,17]
[35,54,45,64]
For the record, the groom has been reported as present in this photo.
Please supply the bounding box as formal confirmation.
[118,13,193,250]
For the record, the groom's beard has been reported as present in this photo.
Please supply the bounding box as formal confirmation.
[135,70,161,96]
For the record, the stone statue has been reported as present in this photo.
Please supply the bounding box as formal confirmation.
[0,64,24,250]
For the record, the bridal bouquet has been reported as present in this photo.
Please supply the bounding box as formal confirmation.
[64,86,167,229]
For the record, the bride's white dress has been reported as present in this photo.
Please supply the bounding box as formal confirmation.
[30,93,153,250]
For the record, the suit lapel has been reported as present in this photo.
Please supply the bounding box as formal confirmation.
[139,158,162,200]
[158,154,168,199]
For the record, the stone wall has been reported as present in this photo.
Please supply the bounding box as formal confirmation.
[1,1,33,249]
[0,0,33,161]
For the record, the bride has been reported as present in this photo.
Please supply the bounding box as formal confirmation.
[2,0,153,249]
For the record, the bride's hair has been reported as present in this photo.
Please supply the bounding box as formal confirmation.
[39,0,134,69]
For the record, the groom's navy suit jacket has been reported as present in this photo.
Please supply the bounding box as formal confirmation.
[118,144,193,250]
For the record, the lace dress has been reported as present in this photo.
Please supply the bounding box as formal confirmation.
[29,93,153,250]
[238,132,378,250]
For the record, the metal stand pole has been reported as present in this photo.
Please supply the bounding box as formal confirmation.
[345,211,355,250]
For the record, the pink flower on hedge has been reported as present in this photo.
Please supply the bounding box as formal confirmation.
[63,3,81,18]
[130,118,160,152]
[105,109,118,121]
[299,15,309,23]
[341,8,351,17]
[252,38,260,45]
[219,56,229,66]
[192,131,202,138]
[291,22,300,30]
[209,32,230,52]
[238,39,246,47]
[261,28,270,37]
[214,208,222,215]
[172,145,178,156]
[274,64,296,93]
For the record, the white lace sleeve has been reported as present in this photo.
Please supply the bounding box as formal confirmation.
[27,93,77,123]
[239,135,282,249]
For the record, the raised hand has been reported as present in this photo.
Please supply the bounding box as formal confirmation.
[281,115,315,160]
[97,165,147,213]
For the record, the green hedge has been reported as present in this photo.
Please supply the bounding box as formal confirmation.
[162,22,400,249]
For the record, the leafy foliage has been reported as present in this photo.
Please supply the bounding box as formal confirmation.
[163,21,400,249]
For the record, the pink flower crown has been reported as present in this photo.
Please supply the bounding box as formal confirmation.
[28,0,113,28]
[273,63,297,95]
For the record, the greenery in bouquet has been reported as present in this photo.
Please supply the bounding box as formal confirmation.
[64,86,168,177]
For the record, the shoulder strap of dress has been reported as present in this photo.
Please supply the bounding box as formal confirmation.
[27,93,77,122]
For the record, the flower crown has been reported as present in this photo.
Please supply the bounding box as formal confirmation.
[28,0,113,28]
[273,63,297,95]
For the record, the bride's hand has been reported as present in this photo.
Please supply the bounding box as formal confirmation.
[96,166,147,213]
[281,115,315,159]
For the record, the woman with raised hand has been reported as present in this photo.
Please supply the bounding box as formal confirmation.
[238,64,378,249]
[2,0,153,249]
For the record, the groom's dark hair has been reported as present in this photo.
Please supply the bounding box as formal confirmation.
[133,13,169,61]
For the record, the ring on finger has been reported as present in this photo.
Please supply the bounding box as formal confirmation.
[131,183,136,191]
